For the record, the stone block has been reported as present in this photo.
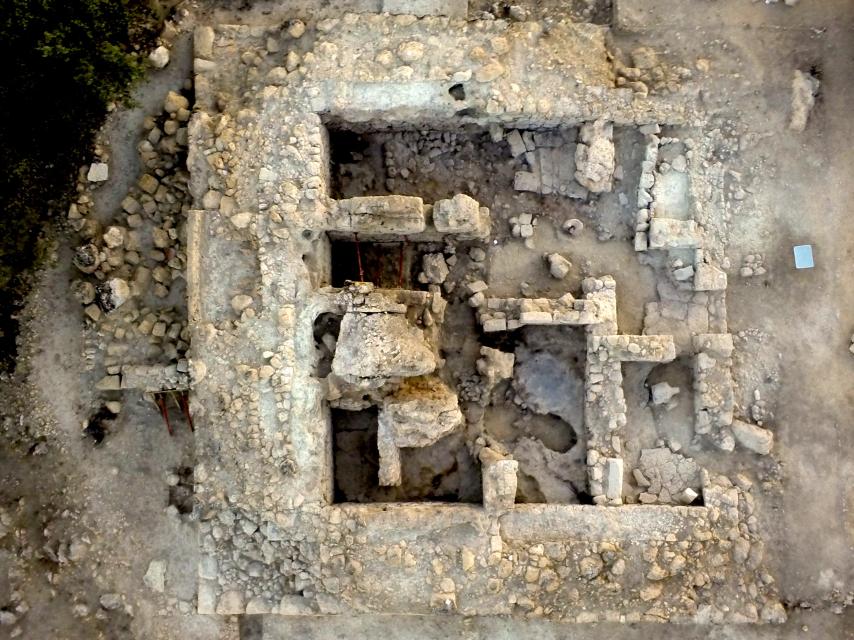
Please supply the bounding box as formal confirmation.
[433,194,490,238]
[519,311,554,325]
[382,0,467,18]
[694,261,728,291]
[483,459,518,512]
[731,419,774,455]
[648,218,702,250]
[335,195,425,236]
[514,171,540,193]
[604,458,624,501]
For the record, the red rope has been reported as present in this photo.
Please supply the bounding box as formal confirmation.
[155,394,174,436]
[354,232,365,282]
[397,236,407,288]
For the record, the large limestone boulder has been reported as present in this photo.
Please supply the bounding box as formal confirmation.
[331,312,436,381]
[432,194,490,238]
[377,376,463,485]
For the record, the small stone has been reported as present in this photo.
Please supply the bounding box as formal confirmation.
[508,5,529,21]
[138,174,159,194]
[231,294,253,313]
[122,196,140,215]
[640,582,663,601]
[149,45,170,69]
[84,304,102,322]
[579,555,604,580]
[143,560,167,593]
[87,162,109,182]
[71,280,96,305]
[397,41,425,63]
[650,382,680,405]
[475,60,505,83]
[95,375,121,391]
[287,20,306,38]
[673,265,694,281]
[202,190,221,210]
[646,563,668,581]
[461,548,475,572]
[230,212,252,229]
[73,244,101,274]
[99,593,122,610]
[285,51,300,72]
[102,226,125,248]
[164,90,189,114]
[421,253,449,284]
[467,280,488,294]
[546,253,571,279]
[469,247,486,262]
[97,278,131,312]
[677,487,699,504]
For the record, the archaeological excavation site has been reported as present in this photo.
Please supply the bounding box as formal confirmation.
[0,1,852,639]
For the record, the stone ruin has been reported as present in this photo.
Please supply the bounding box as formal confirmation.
[181,5,785,624]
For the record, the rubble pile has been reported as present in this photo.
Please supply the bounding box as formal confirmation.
[71,89,194,394]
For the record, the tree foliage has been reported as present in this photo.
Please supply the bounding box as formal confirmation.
[0,0,155,368]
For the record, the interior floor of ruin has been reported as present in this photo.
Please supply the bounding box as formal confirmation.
[1,1,853,639]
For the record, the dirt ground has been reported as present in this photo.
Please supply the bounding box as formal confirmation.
[0,0,852,638]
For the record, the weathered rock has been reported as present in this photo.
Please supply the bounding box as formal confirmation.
[332,312,436,381]
[231,294,253,314]
[149,45,170,69]
[546,253,572,279]
[638,448,700,503]
[604,457,623,501]
[476,346,515,383]
[143,560,166,593]
[99,593,122,610]
[73,244,101,274]
[96,278,131,312]
[789,70,819,132]
[71,280,96,305]
[421,253,449,284]
[482,459,518,512]
[731,419,774,455]
[102,226,125,249]
[378,376,463,485]
[287,19,306,39]
[574,119,614,193]
[164,90,189,114]
[433,194,490,238]
[651,381,680,405]
[87,162,109,182]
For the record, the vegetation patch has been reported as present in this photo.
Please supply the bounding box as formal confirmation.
[0,0,161,370]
